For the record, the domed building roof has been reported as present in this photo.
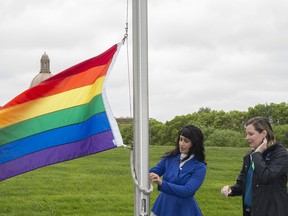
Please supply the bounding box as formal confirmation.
[30,52,53,88]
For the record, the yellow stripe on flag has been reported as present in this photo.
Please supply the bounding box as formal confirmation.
[0,77,105,128]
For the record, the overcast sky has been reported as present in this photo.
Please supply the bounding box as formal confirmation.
[1,0,287,122]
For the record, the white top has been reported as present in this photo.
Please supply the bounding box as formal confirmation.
[180,153,194,169]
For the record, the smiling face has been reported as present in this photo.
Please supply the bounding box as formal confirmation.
[179,135,192,154]
[245,124,267,149]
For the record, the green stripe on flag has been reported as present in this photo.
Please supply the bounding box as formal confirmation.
[0,94,105,146]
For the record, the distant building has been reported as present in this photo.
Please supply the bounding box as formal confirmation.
[116,117,133,124]
[0,53,53,107]
[30,52,53,87]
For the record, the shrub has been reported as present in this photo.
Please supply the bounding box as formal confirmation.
[205,129,246,147]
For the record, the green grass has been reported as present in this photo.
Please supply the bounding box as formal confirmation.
[0,146,248,215]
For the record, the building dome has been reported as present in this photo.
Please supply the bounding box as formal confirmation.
[30,52,53,88]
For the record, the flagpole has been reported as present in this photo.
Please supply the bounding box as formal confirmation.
[132,0,150,215]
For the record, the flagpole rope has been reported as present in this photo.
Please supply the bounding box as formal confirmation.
[122,0,132,118]
[121,0,129,45]
[125,37,132,118]
[122,0,152,195]
[129,146,153,194]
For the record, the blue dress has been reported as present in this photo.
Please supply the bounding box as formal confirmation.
[150,154,206,216]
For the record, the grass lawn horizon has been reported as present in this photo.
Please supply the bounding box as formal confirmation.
[0,146,248,216]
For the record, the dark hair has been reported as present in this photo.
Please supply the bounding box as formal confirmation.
[165,125,206,164]
[245,117,275,143]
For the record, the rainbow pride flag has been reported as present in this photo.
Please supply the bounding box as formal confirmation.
[0,43,124,181]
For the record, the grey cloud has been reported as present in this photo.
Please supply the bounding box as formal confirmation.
[1,0,288,122]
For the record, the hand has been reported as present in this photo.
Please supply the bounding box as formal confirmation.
[149,172,162,186]
[255,138,268,153]
[221,185,231,197]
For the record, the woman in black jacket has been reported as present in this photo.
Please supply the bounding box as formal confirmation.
[221,117,288,216]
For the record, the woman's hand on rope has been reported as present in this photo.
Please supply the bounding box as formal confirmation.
[149,172,162,186]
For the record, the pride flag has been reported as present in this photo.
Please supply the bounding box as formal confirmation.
[0,43,124,181]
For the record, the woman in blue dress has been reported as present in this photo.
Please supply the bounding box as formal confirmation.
[149,125,207,216]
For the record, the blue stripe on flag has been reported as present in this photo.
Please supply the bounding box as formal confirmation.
[0,112,111,164]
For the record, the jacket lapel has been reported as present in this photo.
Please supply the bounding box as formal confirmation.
[171,154,181,179]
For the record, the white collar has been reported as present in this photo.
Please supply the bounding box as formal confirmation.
[179,154,194,169]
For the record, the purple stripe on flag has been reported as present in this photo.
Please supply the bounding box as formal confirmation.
[0,130,116,181]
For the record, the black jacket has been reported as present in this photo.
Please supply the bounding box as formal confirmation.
[229,143,288,216]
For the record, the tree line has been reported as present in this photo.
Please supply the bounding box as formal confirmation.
[119,102,288,148]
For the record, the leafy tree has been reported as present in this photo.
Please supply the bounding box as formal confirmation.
[274,125,288,148]
[272,102,288,125]
[119,123,133,145]
[247,103,274,121]
[247,102,288,125]
[204,129,246,147]
[200,126,216,142]
[118,102,288,147]
[149,119,165,145]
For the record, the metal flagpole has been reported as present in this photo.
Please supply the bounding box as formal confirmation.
[132,0,150,215]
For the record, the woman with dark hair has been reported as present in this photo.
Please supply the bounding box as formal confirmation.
[149,125,207,216]
[221,117,288,216]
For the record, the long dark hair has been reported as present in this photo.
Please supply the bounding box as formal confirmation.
[165,125,206,164]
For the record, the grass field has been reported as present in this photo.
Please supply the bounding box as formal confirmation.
[0,146,249,216]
